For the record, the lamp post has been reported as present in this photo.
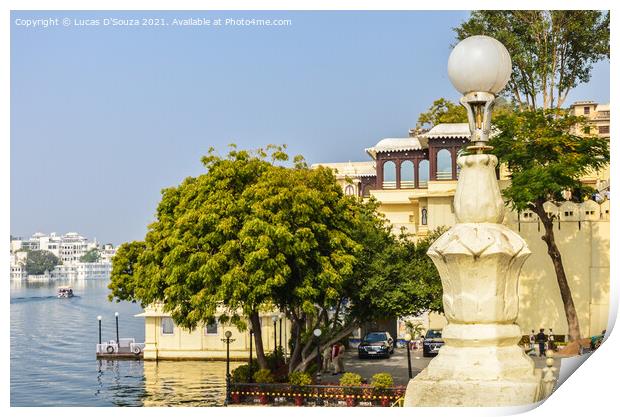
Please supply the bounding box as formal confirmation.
[404,333,413,379]
[114,312,119,345]
[313,328,323,406]
[313,328,322,378]
[97,315,102,345]
[278,313,284,351]
[404,35,543,407]
[222,330,235,405]
[272,315,277,353]
[248,322,254,383]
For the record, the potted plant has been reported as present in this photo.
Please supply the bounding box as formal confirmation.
[371,373,394,406]
[253,369,275,405]
[339,372,362,407]
[288,371,312,406]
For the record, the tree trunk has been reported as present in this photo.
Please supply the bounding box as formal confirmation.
[533,203,582,341]
[292,322,359,373]
[288,317,304,373]
[249,311,269,370]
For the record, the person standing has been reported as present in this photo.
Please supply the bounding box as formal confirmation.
[322,344,332,373]
[536,328,548,357]
[331,343,341,375]
[548,328,555,351]
[529,330,536,354]
[336,342,346,374]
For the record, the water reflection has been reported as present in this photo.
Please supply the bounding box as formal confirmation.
[11,279,239,406]
[142,360,242,406]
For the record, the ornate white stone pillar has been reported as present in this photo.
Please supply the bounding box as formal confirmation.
[404,154,542,406]
[404,36,543,406]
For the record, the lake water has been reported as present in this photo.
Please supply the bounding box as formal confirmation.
[10,279,237,406]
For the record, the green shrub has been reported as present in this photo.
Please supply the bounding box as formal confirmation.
[254,369,275,384]
[339,372,363,387]
[371,373,393,391]
[288,371,312,386]
[266,347,285,371]
[306,362,318,376]
[231,360,259,383]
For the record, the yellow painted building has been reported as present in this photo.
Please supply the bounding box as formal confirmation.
[316,115,610,341]
[137,305,292,361]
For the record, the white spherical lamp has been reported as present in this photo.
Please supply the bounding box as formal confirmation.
[313,328,322,337]
[447,35,512,95]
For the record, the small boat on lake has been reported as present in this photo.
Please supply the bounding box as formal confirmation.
[57,286,74,298]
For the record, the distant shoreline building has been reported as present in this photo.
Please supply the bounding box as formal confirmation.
[9,232,117,281]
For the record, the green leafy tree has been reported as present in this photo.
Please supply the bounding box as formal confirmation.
[491,110,609,341]
[25,250,59,275]
[109,145,395,371]
[416,97,514,131]
[455,11,609,110]
[80,248,101,263]
[416,98,467,130]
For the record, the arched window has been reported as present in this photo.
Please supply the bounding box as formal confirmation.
[344,185,355,195]
[418,160,430,188]
[421,208,428,225]
[383,161,396,189]
[437,149,452,180]
[400,160,415,189]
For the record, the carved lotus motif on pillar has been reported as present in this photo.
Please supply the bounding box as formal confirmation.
[429,222,530,325]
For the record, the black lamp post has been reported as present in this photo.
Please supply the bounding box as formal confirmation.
[97,315,102,345]
[278,313,283,351]
[313,328,323,406]
[222,330,235,405]
[115,312,120,345]
[248,323,254,383]
[272,315,277,353]
[404,333,413,379]
[313,328,322,378]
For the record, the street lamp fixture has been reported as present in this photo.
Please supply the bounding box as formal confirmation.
[114,312,119,344]
[313,328,323,405]
[248,321,254,383]
[447,35,511,151]
[313,329,322,376]
[272,315,278,353]
[404,333,413,379]
[278,312,284,351]
[404,35,543,406]
[222,330,235,405]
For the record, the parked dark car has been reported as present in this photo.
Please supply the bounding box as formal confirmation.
[358,332,394,359]
[422,329,444,357]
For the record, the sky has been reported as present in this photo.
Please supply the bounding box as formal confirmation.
[10,10,610,245]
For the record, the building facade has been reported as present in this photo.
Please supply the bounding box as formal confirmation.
[9,232,117,281]
[138,305,292,361]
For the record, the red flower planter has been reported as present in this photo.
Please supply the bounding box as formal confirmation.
[259,394,269,405]
[380,397,391,407]
[231,393,240,404]
[294,396,304,406]
[345,396,357,407]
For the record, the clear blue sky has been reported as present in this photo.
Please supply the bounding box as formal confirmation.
[11,11,610,245]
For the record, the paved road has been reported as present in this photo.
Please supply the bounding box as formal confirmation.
[319,347,560,386]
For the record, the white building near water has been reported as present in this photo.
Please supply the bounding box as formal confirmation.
[10,232,117,281]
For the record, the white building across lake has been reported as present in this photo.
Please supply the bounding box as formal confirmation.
[9,232,117,281]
